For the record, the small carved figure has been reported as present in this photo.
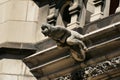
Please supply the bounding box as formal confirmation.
[41,23,87,61]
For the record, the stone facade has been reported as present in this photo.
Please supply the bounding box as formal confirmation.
[0,0,39,80]
[0,59,36,80]
[0,0,120,80]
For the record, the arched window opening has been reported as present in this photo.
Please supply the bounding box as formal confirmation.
[109,0,119,15]
[61,5,71,27]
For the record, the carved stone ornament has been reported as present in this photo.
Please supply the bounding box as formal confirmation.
[83,56,120,78]
[54,74,71,80]
[41,23,87,61]
[53,56,120,80]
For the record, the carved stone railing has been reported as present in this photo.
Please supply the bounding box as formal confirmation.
[33,0,118,28]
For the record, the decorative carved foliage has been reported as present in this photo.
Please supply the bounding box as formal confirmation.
[53,56,120,80]
[84,56,120,78]
[54,74,71,80]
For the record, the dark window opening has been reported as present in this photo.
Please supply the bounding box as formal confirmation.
[62,5,71,27]
[109,0,119,15]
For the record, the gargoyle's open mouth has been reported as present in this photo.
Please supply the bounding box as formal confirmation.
[41,24,50,36]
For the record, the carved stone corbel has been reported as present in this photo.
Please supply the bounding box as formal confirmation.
[41,23,87,61]
[47,0,59,25]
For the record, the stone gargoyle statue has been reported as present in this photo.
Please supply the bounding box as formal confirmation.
[41,23,87,61]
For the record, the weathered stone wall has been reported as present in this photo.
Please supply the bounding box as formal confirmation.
[0,0,40,80]
[0,58,36,80]
[0,0,47,44]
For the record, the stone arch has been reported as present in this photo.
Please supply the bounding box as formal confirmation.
[109,0,119,15]
[59,1,72,27]
[55,0,72,27]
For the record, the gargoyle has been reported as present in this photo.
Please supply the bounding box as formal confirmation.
[41,23,87,61]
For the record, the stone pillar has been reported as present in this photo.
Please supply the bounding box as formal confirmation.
[68,0,86,29]
[90,0,104,21]
[116,0,120,13]
[102,0,111,18]
[91,0,111,21]
[47,1,58,25]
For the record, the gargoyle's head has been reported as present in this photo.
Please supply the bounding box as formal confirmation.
[41,23,66,40]
[41,23,52,36]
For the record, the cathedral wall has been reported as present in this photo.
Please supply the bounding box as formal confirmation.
[0,0,47,44]
[0,0,39,80]
[0,58,36,80]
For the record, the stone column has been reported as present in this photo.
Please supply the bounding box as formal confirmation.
[116,0,120,13]
[90,0,104,22]
[102,0,111,18]
[68,0,86,29]
[47,1,58,25]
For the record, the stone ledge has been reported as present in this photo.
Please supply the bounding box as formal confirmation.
[84,12,120,34]
[0,42,36,59]
[23,46,69,68]
[0,42,36,50]
[35,38,56,51]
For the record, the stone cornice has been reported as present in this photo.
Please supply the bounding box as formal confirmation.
[0,42,36,50]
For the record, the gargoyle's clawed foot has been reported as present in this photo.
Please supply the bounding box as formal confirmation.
[71,48,86,62]
[83,46,88,52]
